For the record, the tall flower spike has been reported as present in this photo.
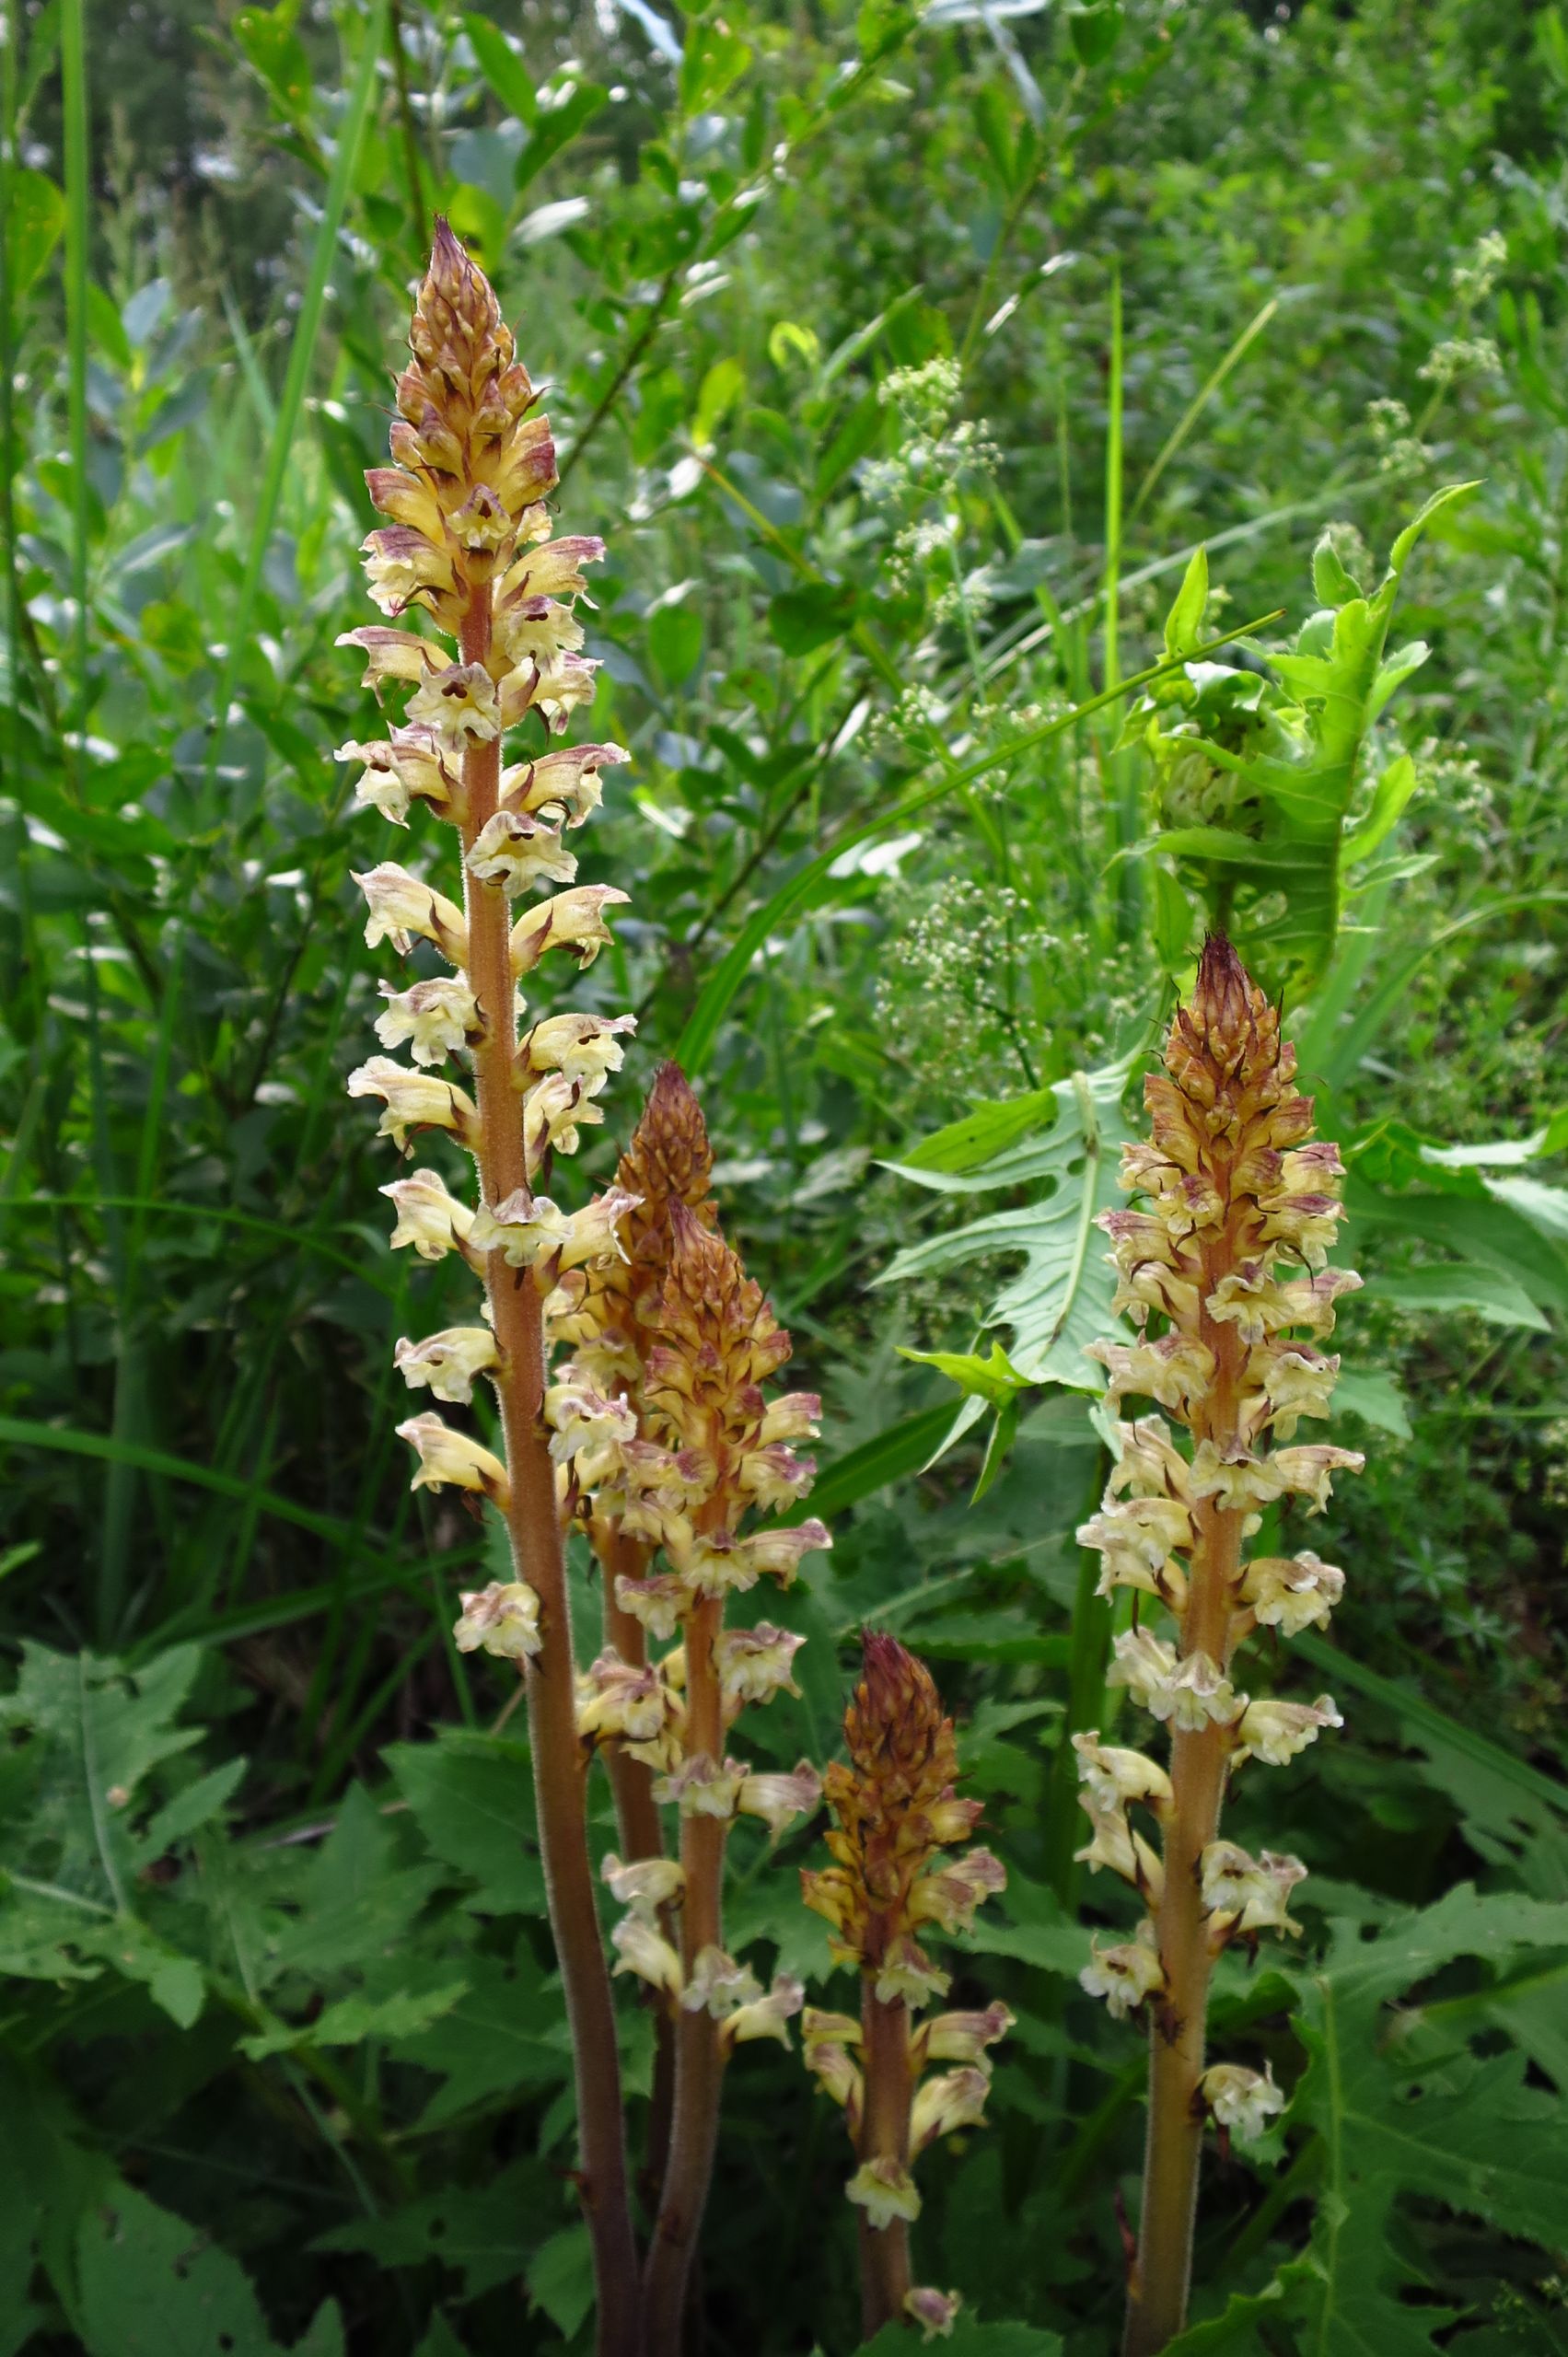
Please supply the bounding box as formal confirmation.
[552,1138,830,2357]
[802,1633,1010,2344]
[340,224,639,2357]
[1074,937,1360,2357]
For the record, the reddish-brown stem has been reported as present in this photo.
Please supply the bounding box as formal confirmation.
[857,1979,913,2340]
[594,1517,678,2208]
[645,1587,727,2356]
[459,600,641,2357]
[1123,1205,1246,2357]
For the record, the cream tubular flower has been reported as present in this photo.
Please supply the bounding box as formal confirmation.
[735,1761,823,1839]
[510,883,631,977]
[380,1167,477,1261]
[397,1411,509,1504]
[910,2067,990,2154]
[1239,1550,1345,1636]
[393,1325,499,1404]
[375,976,480,1064]
[847,2158,922,2231]
[1233,1693,1343,1768]
[453,1580,540,1659]
[352,863,468,962]
[347,1058,479,1155]
[611,1912,685,1998]
[723,1973,806,2051]
[601,1852,686,1917]
[905,2288,961,2342]
[679,1946,762,2020]
[1200,2061,1285,2142]
[465,807,579,896]
[1080,1923,1166,2020]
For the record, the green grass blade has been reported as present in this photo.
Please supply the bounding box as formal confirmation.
[1128,296,1279,522]
[59,0,88,751]
[1294,1631,1568,1814]
[0,1412,377,1550]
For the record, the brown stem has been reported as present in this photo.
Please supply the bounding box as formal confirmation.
[594,1516,678,2208]
[459,600,642,2357]
[1123,1235,1246,2357]
[857,1980,913,2340]
[645,1588,728,2357]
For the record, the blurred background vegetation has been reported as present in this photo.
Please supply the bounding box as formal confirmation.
[2,0,1567,2351]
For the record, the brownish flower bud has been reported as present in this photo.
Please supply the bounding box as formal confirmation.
[805,1634,989,1983]
[643,1201,793,1463]
[571,1064,722,1388]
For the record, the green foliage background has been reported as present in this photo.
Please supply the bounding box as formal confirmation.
[2,0,1567,2350]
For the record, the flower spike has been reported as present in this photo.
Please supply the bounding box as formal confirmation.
[340,222,641,2350]
[1079,937,1361,2357]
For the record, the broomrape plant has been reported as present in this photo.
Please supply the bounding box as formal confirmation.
[343,226,830,2355]
[341,221,645,2351]
[1074,934,1360,2356]
[802,1632,1010,2346]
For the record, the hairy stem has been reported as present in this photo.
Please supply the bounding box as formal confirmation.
[858,1982,913,2340]
[459,602,642,2357]
[645,1588,727,2355]
[1123,1225,1245,2357]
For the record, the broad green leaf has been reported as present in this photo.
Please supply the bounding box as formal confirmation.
[6,168,66,300]
[238,1979,468,2061]
[76,2177,322,2356]
[513,80,609,195]
[802,1407,959,1518]
[1163,542,1209,656]
[879,1066,1135,1396]
[263,1784,444,1984]
[461,11,538,121]
[232,4,312,124]
[1288,1887,1568,2357]
[1330,1364,1411,1438]
[1342,750,1417,865]
[392,1946,568,2128]
[384,1729,545,1915]
[527,2223,595,2338]
[1359,1260,1551,1332]
[312,2158,554,2298]
[1146,484,1478,989]
[888,1086,1059,1178]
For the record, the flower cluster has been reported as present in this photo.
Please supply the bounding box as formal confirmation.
[552,1074,829,2021]
[1074,935,1360,2151]
[338,219,638,1638]
[803,1632,1010,2340]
